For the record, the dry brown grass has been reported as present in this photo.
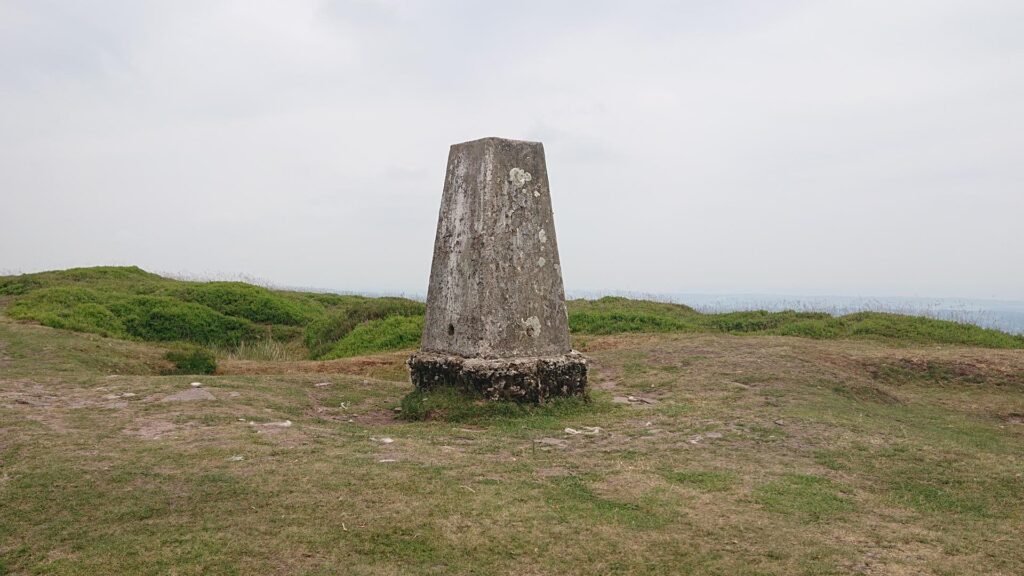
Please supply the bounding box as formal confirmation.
[1,320,1023,575]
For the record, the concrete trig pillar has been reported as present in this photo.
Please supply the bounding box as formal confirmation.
[408,137,587,401]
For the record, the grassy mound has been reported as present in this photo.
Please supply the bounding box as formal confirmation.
[6,287,127,338]
[323,315,425,359]
[7,287,256,346]
[179,282,321,326]
[109,296,256,346]
[568,297,1024,349]
[304,297,425,359]
[568,296,700,334]
[0,267,426,356]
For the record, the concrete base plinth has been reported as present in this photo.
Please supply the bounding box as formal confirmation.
[408,351,588,402]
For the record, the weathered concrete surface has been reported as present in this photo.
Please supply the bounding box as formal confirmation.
[409,351,587,402]
[410,137,586,401]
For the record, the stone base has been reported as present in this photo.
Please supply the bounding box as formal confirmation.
[408,351,588,403]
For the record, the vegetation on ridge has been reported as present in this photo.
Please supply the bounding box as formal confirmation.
[1,267,1021,362]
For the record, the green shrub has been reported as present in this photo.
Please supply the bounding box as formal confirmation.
[163,345,217,375]
[179,282,321,326]
[109,296,256,346]
[305,298,425,359]
[322,315,424,359]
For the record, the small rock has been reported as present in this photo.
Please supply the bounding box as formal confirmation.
[774,419,786,426]
[249,420,292,428]
[105,392,137,399]
[372,437,394,444]
[378,459,397,463]
[190,382,202,387]
[614,395,657,405]
[393,407,402,413]
[227,455,244,462]
[314,382,331,388]
[163,388,216,402]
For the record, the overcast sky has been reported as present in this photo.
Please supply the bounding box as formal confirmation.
[1,1,1021,300]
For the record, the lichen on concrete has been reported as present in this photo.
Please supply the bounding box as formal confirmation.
[408,351,588,402]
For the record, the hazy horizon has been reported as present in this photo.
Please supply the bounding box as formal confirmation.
[2,1,1022,300]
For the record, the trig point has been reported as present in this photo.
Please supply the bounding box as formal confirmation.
[408,137,588,402]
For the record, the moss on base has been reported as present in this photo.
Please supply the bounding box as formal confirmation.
[408,351,588,402]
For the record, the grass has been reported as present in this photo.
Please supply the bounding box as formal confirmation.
[3,269,1022,364]
[163,344,217,375]
[1,309,1023,574]
[323,315,425,359]
[398,385,601,424]
[179,281,322,326]
[662,469,737,492]
[568,296,1024,348]
[753,474,854,522]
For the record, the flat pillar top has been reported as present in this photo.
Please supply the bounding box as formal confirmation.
[453,136,541,146]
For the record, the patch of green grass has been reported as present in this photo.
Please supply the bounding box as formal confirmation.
[754,474,854,522]
[879,449,1021,519]
[891,479,989,517]
[323,315,424,359]
[662,470,737,492]
[812,450,848,472]
[544,476,672,529]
